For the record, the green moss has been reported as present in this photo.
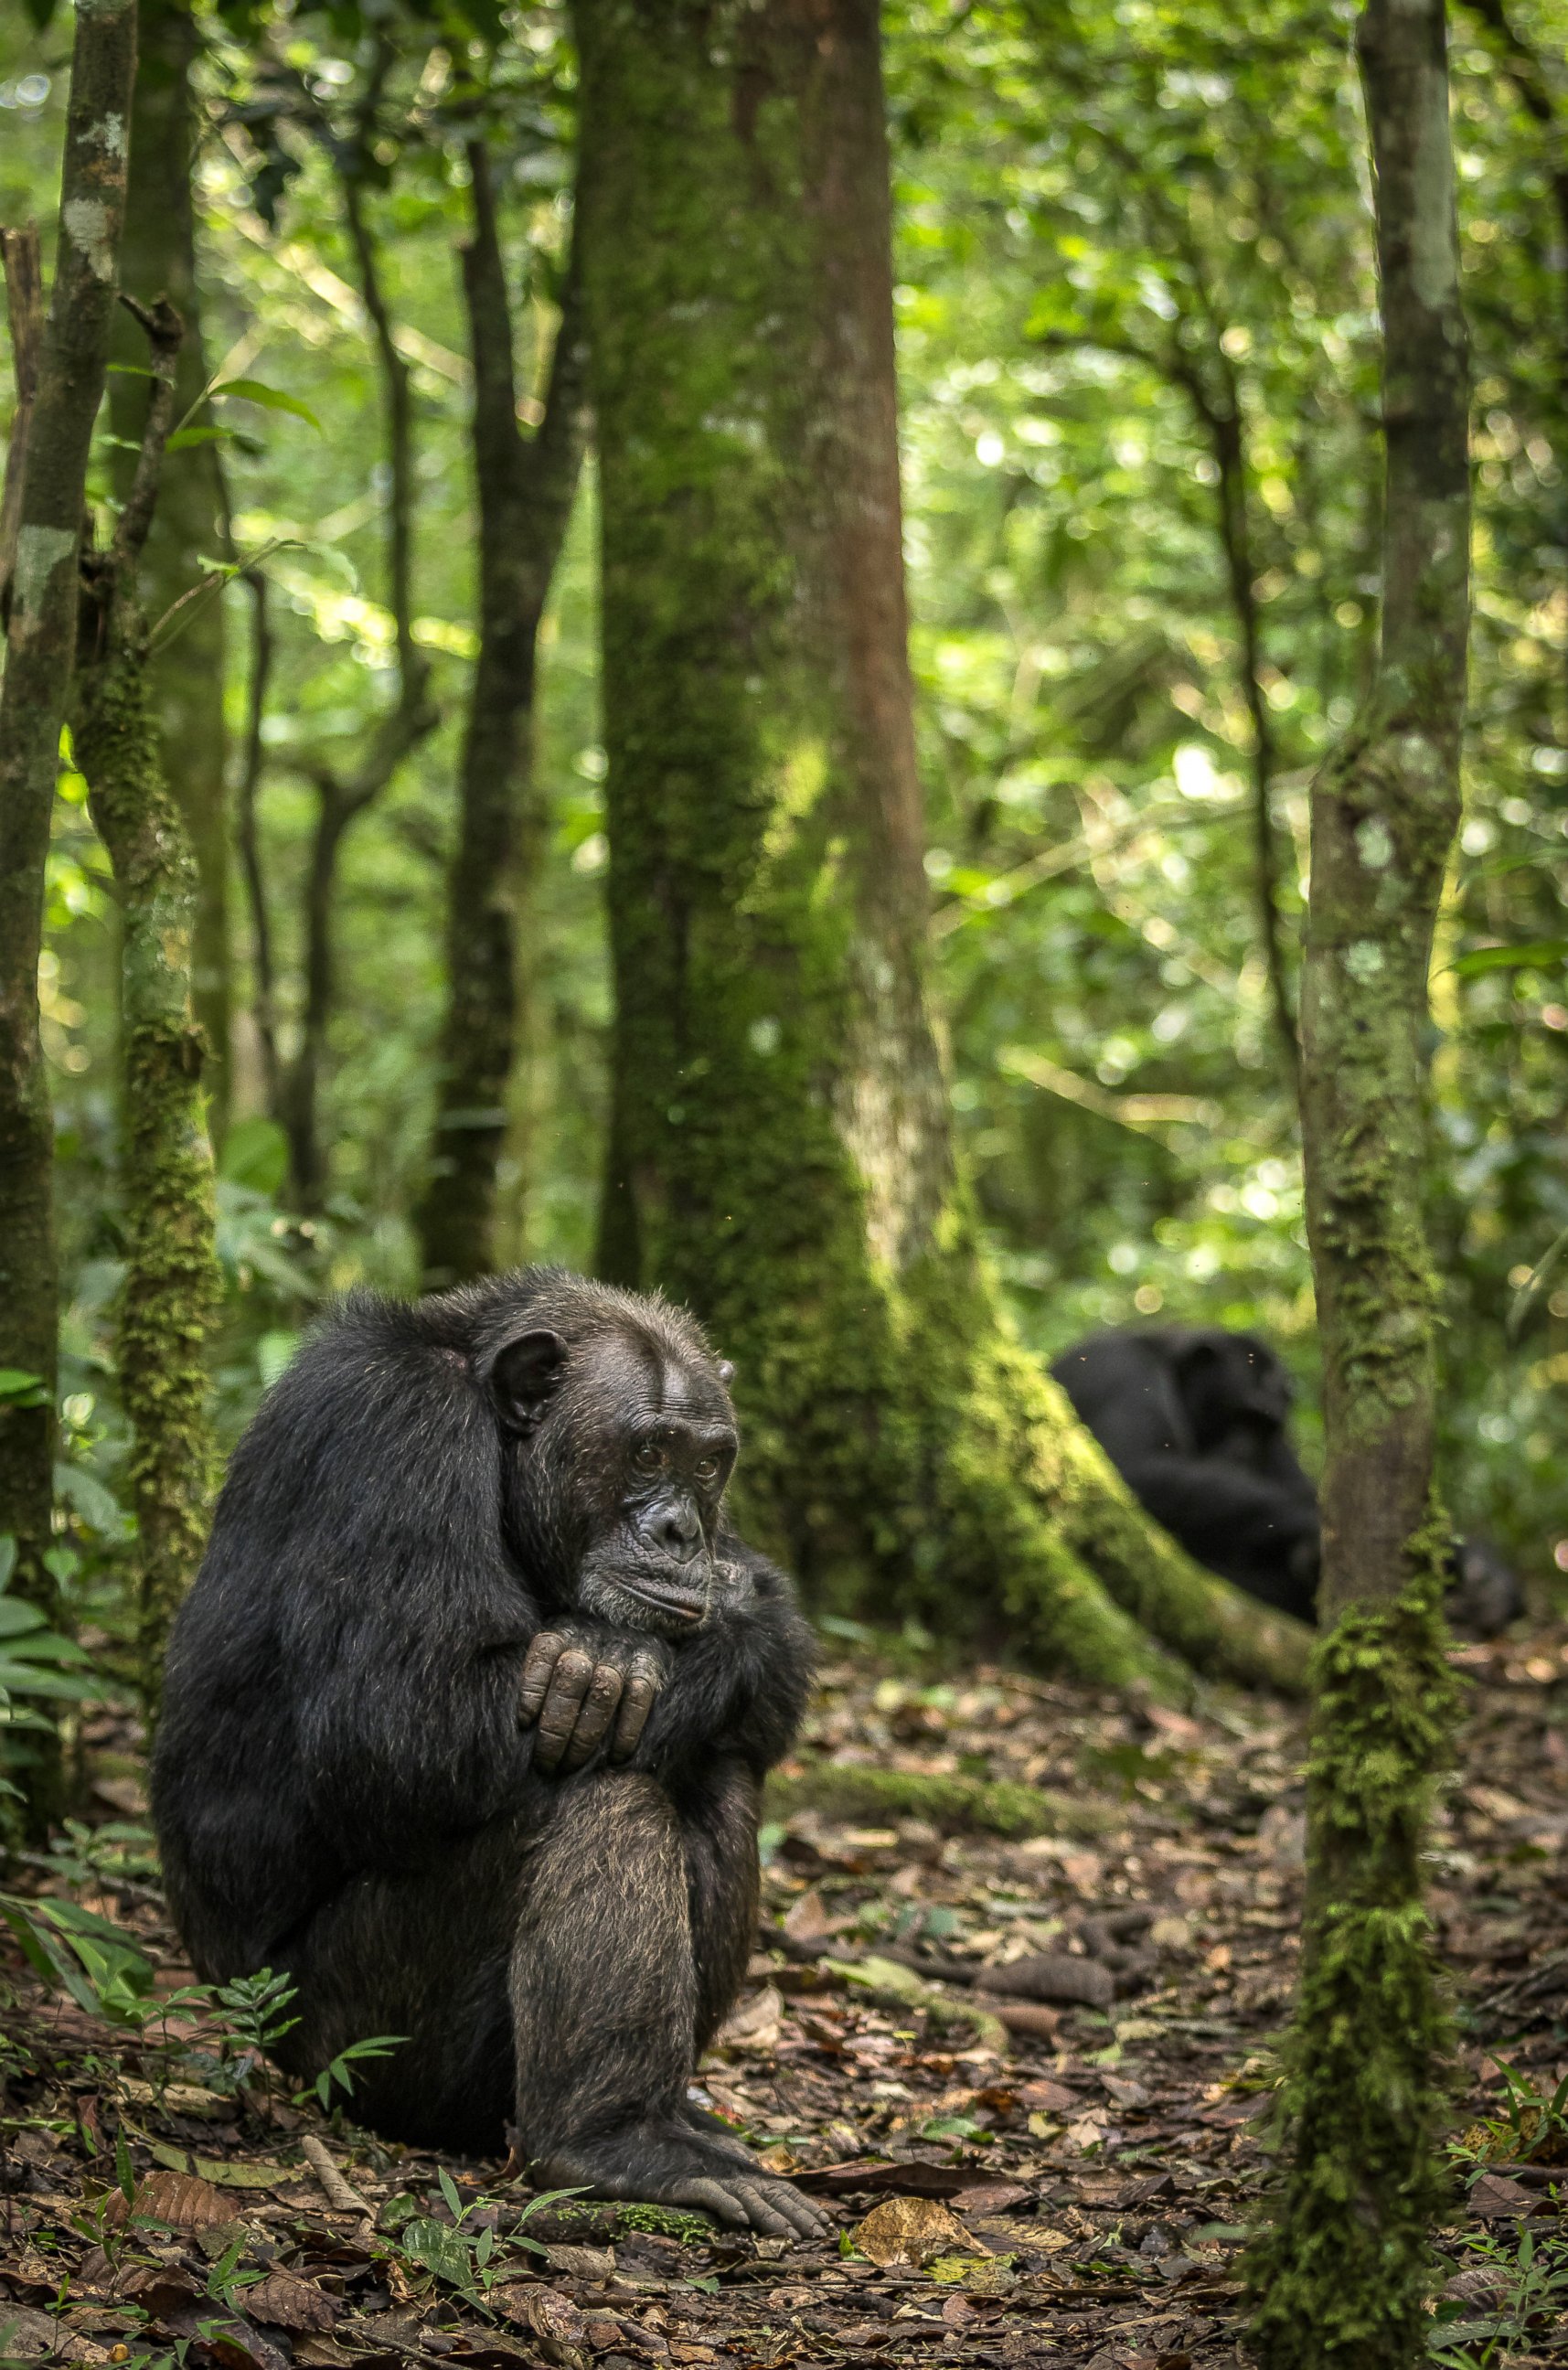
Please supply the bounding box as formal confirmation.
[1244,1558,1459,2366]
[765,1760,1118,1841]
[78,625,219,1713]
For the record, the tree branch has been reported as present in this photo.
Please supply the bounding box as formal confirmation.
[0,221,43,619]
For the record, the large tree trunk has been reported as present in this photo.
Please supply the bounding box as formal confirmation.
[1247,1,1469,2360]
[0,0,138,1827]
[572,0,1307,1695]
[79,297,219,1724]
[108,0,232,1140]
[415,150,589,1289]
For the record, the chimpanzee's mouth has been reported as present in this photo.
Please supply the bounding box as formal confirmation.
[615,1571,708,1624]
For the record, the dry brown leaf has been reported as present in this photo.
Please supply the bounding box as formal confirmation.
[716,1982,784,2049]
[247,2270,339,2333]
[106,2168,231,2231]
[849,2195,988,2268]
[495,2282,591,2367]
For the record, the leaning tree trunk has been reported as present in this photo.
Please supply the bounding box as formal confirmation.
[0,0,138,1827]
[107,0,231,1140]
[78,299,220,1721]
[415,149,589,1289]
[1246,2,1469,2362]
[572,0,1307,1696]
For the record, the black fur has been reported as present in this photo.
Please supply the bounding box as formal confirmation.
[1052,1324,1520,1635]
[152,1270,827,2233]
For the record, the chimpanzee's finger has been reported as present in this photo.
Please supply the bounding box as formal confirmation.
[610,1653,663,1760]
[533,1647,595,1771]
[517,1631,569,1725]
[559,1661,625,1773]
[674,2176,755,2230]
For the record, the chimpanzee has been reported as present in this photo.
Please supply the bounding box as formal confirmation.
[1051,1325,1521,1635]
[152,1269,831,2238]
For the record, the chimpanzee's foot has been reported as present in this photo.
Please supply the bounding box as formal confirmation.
[531,2119,833,2240]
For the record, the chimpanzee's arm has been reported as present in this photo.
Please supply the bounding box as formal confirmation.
[627,1538,816,1782]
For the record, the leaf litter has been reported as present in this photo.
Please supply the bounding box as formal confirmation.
[3,1628,1568,2367]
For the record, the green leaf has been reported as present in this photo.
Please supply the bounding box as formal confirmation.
[438,2165,463,2220]
[210,377,323,431]
[0,1371,48,1407]
[0,1598,45,1639]
[165,424,251,454]
[1451,938,1568,978]
[400,2215,474,2288]
[220,1115,290,1196]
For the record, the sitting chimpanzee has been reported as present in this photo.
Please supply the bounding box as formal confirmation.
[1051,1325,1520,1635]
[152,1270,831,2239]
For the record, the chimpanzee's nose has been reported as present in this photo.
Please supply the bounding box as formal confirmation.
[655,1502,703,1564]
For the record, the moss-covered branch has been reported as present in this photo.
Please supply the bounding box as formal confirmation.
[77,297,219,1718]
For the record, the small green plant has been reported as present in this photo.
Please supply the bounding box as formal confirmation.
[392,2175,586,2309]
[0,1528,97,1803]
[293,2028,407,2113]
[1429,2213,1568,2365]
[1452,2064,1568,2170]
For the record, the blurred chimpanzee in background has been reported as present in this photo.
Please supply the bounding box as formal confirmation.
[1052,1326,1520,1635]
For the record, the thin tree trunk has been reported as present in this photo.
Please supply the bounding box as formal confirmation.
[0,225,44,614]
[415,148,589,1288]
[575,0,1308,1696]
[107,0,231,1140]
[78,296,219,1718]
[0,0,138,1827]
[1247,1,1469,2358]
[236,568,281,1116]
[278,163,436,1209]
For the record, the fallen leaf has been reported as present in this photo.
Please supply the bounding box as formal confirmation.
[782,1890,833,1948]
[1469,2172,1535,2218]
[248,2270,338,2333]
[495,2282,591,2368]
[106,2168,231,2231]
[544,2243,616,2280]
[849,2195,988,2268]
[716,1983,784,2049]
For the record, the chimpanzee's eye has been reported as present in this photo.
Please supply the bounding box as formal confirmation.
[694,1453,720,1485]
[633,1440,665,1475]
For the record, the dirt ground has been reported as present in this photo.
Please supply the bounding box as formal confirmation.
[3,1625,1567,2369]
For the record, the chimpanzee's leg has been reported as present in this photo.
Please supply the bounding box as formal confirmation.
[272,1822,525,2155]
[510,1772,828,2237]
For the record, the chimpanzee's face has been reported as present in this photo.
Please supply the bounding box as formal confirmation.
[489,1321,741,1635]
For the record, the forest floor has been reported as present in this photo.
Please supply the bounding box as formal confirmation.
[3,1626,1568,2370]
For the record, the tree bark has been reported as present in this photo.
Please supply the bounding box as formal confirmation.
[573,0,1309,1696]
[0,0,138,1826]
[414,148,589,1288]
[107,0,231,1141]
[78,296,220,1720]
[1247,1,1469,2359]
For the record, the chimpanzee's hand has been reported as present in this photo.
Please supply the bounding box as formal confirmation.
[519,1630,668,1775]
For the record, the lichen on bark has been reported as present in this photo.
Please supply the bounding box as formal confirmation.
[574,0,1307,1697]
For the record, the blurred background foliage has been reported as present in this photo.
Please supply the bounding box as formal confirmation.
[1,0,1564,1639]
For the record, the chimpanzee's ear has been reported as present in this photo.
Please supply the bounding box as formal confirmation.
[717,1359,736,1387]
[491,1329,567,1434]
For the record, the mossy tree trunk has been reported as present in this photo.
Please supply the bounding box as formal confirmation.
[1247,1,1469,2360]
[0,0,138,1826]
[78,300,220,1720]
[415,148,589,1288]
[107,0,232,1141]
[572,0,1307,1696]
